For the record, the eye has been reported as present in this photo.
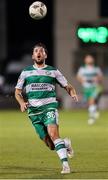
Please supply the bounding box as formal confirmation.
[34,48,39,52]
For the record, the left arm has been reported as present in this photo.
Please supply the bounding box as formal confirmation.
[55,69,78,102]
[64,83,78,102]
[93,68,103,83]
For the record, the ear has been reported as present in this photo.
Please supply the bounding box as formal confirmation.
[45,53,47,59]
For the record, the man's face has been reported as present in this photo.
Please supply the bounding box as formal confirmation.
[84,55,94,66]
[32,46,47,65]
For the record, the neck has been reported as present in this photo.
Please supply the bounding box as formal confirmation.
[86,64,94,67]
[34,62,45,68]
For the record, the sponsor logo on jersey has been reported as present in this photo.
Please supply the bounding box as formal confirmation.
[45,71,51,76]
[31,83,53,91]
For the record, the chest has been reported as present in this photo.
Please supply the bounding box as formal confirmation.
[82,68,98,78]
[25,70,56,85]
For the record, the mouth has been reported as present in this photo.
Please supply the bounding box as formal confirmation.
[37,55,41,59]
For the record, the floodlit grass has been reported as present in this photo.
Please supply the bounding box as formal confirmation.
[0,109,108,179]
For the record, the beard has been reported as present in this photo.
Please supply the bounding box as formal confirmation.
[34,59,45,65]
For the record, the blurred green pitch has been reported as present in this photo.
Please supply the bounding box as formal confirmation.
[0,109,108,179]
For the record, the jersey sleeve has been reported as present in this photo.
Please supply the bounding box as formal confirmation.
[55,69,68,87]
[77,67,83,77]
[15,71,26,89]
[96,67,103,76]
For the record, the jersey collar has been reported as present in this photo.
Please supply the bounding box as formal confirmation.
[33,64,47,70]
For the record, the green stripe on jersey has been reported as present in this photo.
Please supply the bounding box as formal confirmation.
[25,75,56,86]
[26,91,56,99]
[23,66,35,71]
[43,65,56,71]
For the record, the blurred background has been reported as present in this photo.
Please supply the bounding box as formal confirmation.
[0,0,108,109]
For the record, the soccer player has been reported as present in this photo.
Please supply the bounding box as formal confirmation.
[15,43,78,174]
[77,54,103,125]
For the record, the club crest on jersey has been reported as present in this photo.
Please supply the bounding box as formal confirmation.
[45,71,51,76]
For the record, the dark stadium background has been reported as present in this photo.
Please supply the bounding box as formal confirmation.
[6,0,54,65]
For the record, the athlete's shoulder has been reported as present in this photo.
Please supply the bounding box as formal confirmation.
[23,65,34,72]
[78,65,85,69]
[78,66,85,71]
[45,65,57,71]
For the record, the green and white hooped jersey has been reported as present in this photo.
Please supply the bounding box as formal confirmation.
[15,65,68,115]
[77,66,103,88]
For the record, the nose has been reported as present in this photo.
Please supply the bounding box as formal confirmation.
[37,52,41,58]
[37,51,41,55]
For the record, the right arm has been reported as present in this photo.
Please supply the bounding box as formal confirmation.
[76,67,85,85]
[15,71,28,112]
[15,88,28,112]
[76,74,85,84]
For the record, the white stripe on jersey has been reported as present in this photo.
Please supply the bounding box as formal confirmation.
[28,97,57,107]
[21,69,56,78]
[26,83,55,93]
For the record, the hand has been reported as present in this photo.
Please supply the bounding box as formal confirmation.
[71,94,78,102]
[81,77,86,84]
[93,76,99,83]
[65,84,79,102]
[70,90,78,102]
[20,102,29,112]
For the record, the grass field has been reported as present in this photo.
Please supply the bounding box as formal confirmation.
[0,109,108,179]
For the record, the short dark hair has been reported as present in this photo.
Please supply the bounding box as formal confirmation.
[33,42,48,54]
[84,54,95,59]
